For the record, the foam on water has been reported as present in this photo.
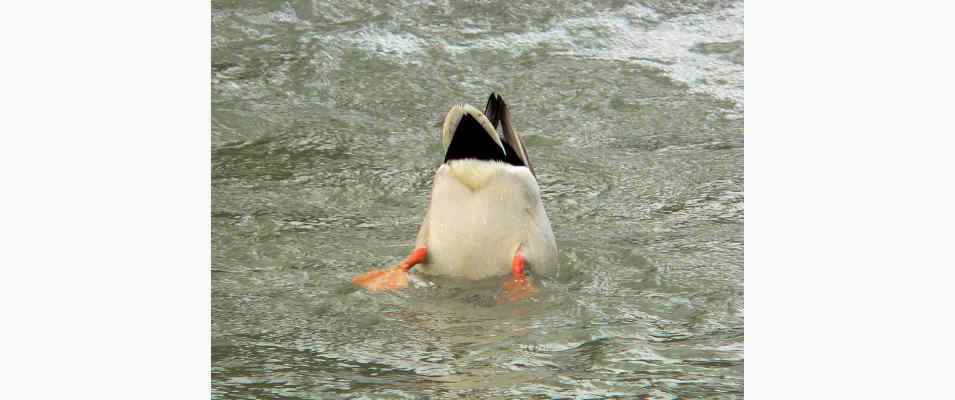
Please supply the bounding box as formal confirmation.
[277,1,743,114]
[446,2,744,115]
[353,29,428,62]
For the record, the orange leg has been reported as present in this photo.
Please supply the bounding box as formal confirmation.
[497,251,538,303]
[352,247,427,292]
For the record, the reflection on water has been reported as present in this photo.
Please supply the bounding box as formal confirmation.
[213,0,743,398]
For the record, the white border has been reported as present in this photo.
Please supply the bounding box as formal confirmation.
[1,3,210,399]
[748,1,955,398]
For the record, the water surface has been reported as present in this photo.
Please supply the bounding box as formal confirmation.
[213,1,743,398]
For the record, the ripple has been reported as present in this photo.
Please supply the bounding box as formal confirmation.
[441,2,744,113]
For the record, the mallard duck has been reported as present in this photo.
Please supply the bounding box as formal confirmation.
[353,93,557,302]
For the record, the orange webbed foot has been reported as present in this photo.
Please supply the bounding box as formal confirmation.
[352,266,412,291]
[497,251,538,303]
[498,276,538,303]
[352,247,427,292]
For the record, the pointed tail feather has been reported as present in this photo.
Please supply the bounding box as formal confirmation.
[484,93,535,176]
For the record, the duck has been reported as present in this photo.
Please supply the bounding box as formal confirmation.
[352,93,558,302]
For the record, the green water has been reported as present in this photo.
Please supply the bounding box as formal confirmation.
[213,1,743,398]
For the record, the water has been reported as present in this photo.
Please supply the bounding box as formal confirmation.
[212,0,743,398]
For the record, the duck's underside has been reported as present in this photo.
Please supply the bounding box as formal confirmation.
[352,93,556,303]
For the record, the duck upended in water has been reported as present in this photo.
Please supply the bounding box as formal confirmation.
[352,93,558,302]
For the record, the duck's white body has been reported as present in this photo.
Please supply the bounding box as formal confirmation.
[353,93,557,293]
[413,159,558,279]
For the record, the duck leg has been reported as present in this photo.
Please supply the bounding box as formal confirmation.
[352,247,427,291]
[497,250,538,303]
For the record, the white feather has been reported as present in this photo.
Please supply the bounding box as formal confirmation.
[413,160,558,279]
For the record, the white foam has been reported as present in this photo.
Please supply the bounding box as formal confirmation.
[353,29,427,62]
[446,2,744,113]
[298,3,744,112]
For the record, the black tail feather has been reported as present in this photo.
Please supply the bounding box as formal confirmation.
[480,93,526,168]
[443,114,508,163]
